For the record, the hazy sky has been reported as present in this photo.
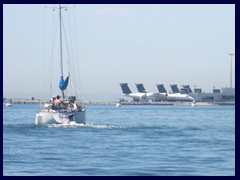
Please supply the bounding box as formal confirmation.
[3,4,235,101]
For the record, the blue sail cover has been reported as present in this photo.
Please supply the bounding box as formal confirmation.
[59,76,69,91]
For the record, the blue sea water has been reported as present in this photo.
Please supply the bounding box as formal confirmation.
[3,104,235,176]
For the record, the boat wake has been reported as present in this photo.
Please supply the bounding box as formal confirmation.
[47,123,127,129]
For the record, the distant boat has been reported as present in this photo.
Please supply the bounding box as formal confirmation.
[191,101,196,106]
[116,103,121,107]
[35,5,86,125]
[5,99,12,107]
[5,103,12,107]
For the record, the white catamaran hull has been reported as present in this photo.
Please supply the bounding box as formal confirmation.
[35,109,86,125]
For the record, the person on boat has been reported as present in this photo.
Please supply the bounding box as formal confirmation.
[53,95,66,110]
[68,103,74,110]
[45,96,56,110]
[51,96,56,103]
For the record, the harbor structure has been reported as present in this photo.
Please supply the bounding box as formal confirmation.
[189,87,234,102]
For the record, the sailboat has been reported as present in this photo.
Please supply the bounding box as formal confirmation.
[35,5,86,125]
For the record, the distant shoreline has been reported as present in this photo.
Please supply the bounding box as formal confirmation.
[3,99,235,106]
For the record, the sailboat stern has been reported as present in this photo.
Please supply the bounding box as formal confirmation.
[35,111,56,125]
[35,113,43,125]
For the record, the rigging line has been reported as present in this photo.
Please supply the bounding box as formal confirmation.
[66,9,79,96]
[42,5,47,102]
[57,6,81,100]
[66,10,74,82]
[68,77,85,104]
[61,12,72,97]
[62,67,81,101]
[65,7,81,98]
[61,16,70,74]
[62,12,79,97]
[67,9,76,74]
[73,7,82,94]
[61,16,71,97]
[50,8,59,96]
[63,9,76,87]
[62,6,81,98]
[50,8,55,97]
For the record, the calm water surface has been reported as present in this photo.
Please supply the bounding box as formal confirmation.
[3,104,235,176]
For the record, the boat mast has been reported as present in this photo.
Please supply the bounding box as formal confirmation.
[59,4,65,98]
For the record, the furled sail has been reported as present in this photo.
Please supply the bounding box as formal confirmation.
[59,75,69,90]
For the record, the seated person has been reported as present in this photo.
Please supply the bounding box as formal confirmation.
[68,103,74,110]
[53,95,66,110]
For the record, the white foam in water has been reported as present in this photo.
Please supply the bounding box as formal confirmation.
[85,123,126,129]
[47,122,85,128]
[47,122,126,129]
